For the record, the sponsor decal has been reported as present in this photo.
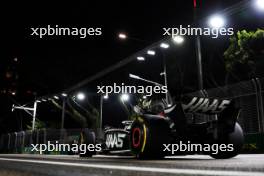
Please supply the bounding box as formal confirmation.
[105,133,126,149]
[182,97,231,113]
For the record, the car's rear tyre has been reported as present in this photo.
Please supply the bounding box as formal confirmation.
[79,129,96,157]
[130,116,171,159]
[210,123,244,159]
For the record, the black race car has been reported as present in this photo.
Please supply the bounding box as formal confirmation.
[79,96,244,159]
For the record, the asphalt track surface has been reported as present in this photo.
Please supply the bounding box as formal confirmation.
[0,154,263,176]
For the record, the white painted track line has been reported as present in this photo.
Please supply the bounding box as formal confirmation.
[0,157,264,176]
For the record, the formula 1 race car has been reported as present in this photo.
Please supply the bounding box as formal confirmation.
[79,95,244,159]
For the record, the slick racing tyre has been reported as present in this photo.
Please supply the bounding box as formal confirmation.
[130,116,171,159]
[79,129,96,157]
[210,123,244,159]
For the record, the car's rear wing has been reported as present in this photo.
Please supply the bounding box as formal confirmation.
[181,96,233,114]
[164,96,240,133]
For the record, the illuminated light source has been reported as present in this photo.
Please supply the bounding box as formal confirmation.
[120,94,129,102]
[147,50,156,55]
[42,99,47,102]
[137,56,145,61]
[36,100,41,103]
[118,33,127,39]
[160,43,170,49]
[208,15,225,28]
[255,0,264,11]
[129,74,140,79]
[172,35,184,44]
[103,94,109,99]
[143,95,147,99]
[54,96,59,100]
[11,92,16,96]
[160,72,165,76]
[61,93,67,97]
[76,92,85,101]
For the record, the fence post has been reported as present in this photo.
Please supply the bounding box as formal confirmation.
[252,78,263,133]
[7,133,10,152]
[14,132,17,153]
[256,78,264,133]
[22,131,25,152]
[43,128,47,144]
[36,130,39,144]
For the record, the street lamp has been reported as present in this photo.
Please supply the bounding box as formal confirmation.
[99,94,108,131]
[12,101,38,131]
[129,73,164,87]
[160,43,170,49]
[118,33,127,39]
[129,73,171,105]
[147,50,156,56]
[76,92,85,101]
[208,14,225,28]
[120,94,130,102]
[54,95,59,100]
[255,0,264,11]
[172,35,184,44]
[61,93,67,97]
[129,74,140,79]
[137,56,145,61]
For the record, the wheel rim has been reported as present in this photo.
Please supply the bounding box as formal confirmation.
[132,127,141,148]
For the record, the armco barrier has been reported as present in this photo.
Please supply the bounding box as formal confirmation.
[0,129,83,154]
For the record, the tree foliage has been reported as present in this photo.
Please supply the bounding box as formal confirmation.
[224,29,264,80]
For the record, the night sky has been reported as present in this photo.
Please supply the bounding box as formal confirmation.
[3,0,242,93]
[1,0,263,132]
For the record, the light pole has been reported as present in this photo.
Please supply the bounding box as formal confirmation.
[12,100,38,131]
[194,1,227,91]
[193,0,204,90]
[60,93,68,129]
[129,74,164,87]
[159,42,172,105]
[100,94,108,130]
[129,73,172,106]
[61,97,66,129]
[161,53,169,105]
